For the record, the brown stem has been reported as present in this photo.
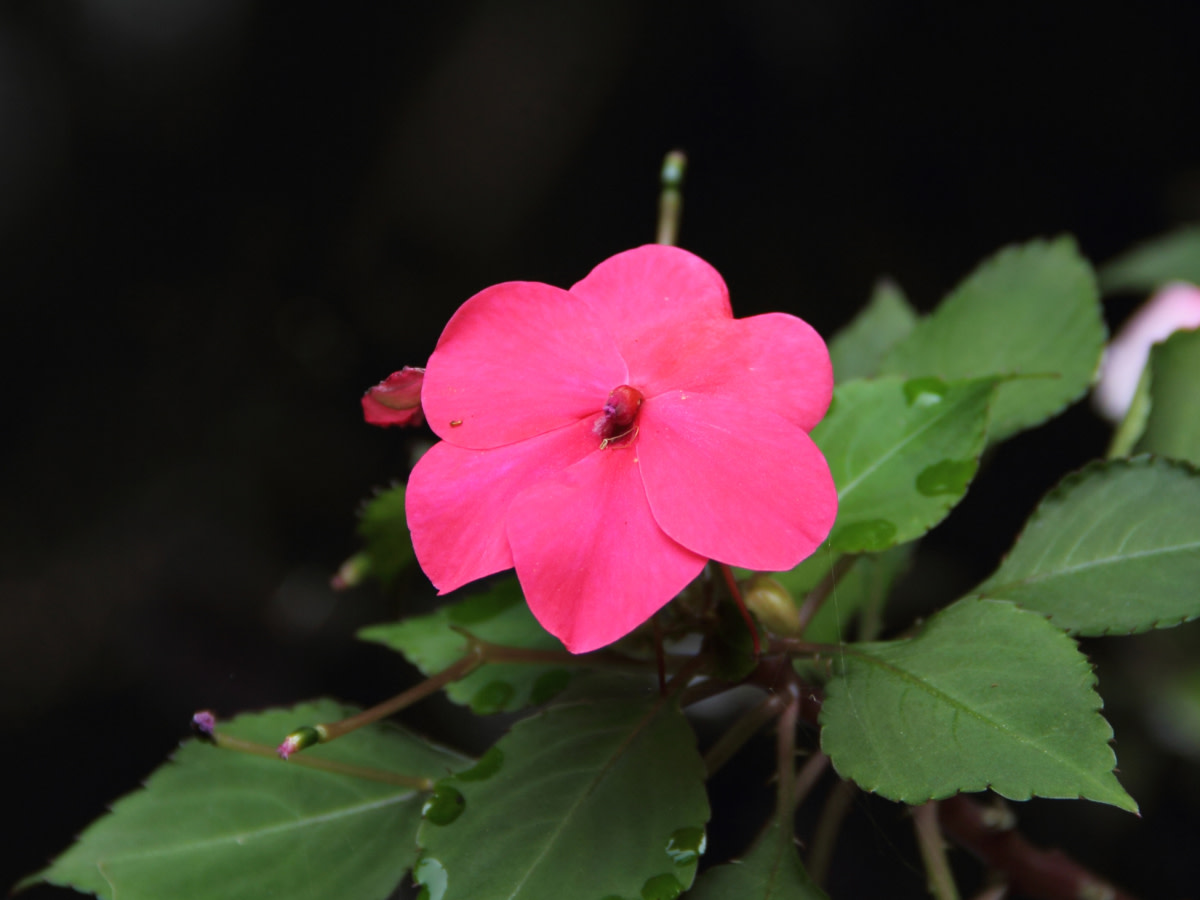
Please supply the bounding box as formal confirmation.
[320,649,485,742]
[211,731,433,789]
[720,562,761,656]
[938,794,1140,900]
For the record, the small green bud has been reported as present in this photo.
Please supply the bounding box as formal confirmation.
[742,574,800,636]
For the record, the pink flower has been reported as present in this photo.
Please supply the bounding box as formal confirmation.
[403,245,837,653]
[1094,282,1200,422]
[362,367,426,427]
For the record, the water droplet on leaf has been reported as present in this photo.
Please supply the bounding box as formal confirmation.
[903,376,949,407]
[832,518,897,552]
[457,746,504,782]
[916,459,978,496]
[422,785,465,825]
[665,826,706,866]
[415,857,448,900]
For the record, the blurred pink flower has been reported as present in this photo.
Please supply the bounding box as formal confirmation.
[1095,282,1200,422]
[402,245,837,653]
[362,367,426,427]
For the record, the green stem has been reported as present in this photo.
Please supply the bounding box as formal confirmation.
[914,801,961,900]
[702,692,787,778]
[656,149,687,246]
[210,731,433,789]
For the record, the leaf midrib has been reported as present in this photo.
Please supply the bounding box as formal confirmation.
[91,791,415,865]
[847,646,1117,800]
[834,383,989,502]
[983,540,1200,594]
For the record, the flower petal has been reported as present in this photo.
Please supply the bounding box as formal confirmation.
[569,245,732,354]
[406,419,599,594]
[638,391,837,571]
[506,445,707,654]
[362,367,426,427]
[625,312,833,432]
[422,281,627,449]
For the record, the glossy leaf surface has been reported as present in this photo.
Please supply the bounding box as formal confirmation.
[416,695,709,900]
[33,702,468,900]
[881,237,1105,441]
[973,456,1200,635]
[820,598,1136,812]
[810,376,996,552]
[688,816,827,900]
[1135,328,1200,465]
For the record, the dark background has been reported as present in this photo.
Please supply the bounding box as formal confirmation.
[4,1,1199,897]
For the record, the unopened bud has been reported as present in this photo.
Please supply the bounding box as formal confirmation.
[362,367,426,427]
[331,552,371,590]
[742,574,800,636]
[192,710,216,739]
[277,725,324,760]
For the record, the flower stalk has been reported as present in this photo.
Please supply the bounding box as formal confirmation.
[193,714,432,789]
[656,149,687,246]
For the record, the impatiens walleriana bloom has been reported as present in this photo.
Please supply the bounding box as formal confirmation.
[393,245,838,653]
[1094,282,1200,423]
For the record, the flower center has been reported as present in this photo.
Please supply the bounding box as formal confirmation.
[594,384,644,447]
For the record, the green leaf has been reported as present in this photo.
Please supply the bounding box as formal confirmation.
[359,579,574,713]
[1135,328,1200,465]
[1100,226,1200,294]
[880,237,1106,441]
[416,695,709,900]
[828,278,918,383]
[810,376,997,553]
[819,598,1137,812]
[31,701,469,900]
[972,456,1200,635]
[687,815,827,900]
[340,483,415,589]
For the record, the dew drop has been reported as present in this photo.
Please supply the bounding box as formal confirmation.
[832,518,897,552]
[916,459,978,496]
[422,784,465,825]
[903,376,949,407]
[530,669,572,705]
[665,826,706,866]
[457,746,504,782]
[471,680,516,713]
[415,857,448,900]
[641,873,684,900]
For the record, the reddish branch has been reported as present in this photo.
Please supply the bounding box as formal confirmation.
[938,794,1139,900]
